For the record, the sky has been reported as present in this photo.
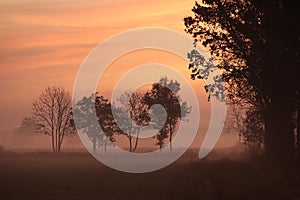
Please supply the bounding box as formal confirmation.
[0,0,198,131]
[0,0,237,150]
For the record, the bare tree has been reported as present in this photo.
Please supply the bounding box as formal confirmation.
[223,104,247,143]
[32,86,73,152]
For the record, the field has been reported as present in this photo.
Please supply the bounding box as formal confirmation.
[1,149,300,200]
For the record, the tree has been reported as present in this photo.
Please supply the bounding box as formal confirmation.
[31,86,73,152]
[19,117,36,133]
[223,104,246,143]
[95,93,117,153]
[242,107,265,150]
[114,91,150,152]
[184,0,300,160]
[144,77,191,152]
[296,90,300,155]
[74,93,116,153]
[223,104,265,150]
[155,127,168,152]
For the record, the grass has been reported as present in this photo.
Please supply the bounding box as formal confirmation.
[1,149,300,200]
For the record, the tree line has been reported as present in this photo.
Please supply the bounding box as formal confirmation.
[20,77,190,153]
[74,77,190,153]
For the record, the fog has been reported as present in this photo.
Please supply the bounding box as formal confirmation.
[0,128,244,160]
[0,129,84,152]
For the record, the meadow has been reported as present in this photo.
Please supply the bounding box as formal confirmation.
[1,148,300,200]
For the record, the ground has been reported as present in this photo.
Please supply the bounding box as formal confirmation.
[1,150,300,200]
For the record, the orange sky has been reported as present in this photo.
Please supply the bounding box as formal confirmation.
[0,1,237,151]
[0,0,198,131]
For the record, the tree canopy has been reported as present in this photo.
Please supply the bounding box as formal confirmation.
[184,0,300,159]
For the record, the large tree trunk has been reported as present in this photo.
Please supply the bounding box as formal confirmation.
[264,96,295,161]
[296,94,300,156]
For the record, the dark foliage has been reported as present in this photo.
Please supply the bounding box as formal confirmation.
[185,0,300,159]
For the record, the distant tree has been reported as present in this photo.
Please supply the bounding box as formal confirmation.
[144,77,191,152]
[19,117,36,133]
[114,92,150,152]
[128,92,151,152]
[148,103,168,152]
[223,104,246,143]
[95,93,117,152]
[242,107,265,150]
[155,126,169,152]
[223,104,265,149]
[74,93,116,153]
[31,86,74,152]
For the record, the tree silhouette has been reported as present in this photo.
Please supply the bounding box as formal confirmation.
[144,77,191,152]
[242,107,264,150]
[223,104,246,143]
[184,0,300,160]
[95,93,117,152]
[74,93,116,153]
[31,86,74,152]
[296,90,300,155]
[114,92,150,152]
